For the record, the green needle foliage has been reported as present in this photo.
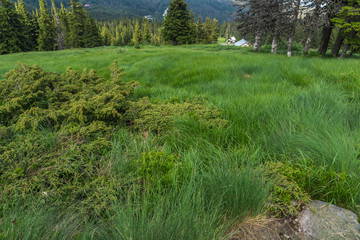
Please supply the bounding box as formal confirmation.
[162,0,192,45]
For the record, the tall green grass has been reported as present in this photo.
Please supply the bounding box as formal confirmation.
[1,45,360,238]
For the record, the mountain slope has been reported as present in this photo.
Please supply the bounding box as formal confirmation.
[23,0,235,21]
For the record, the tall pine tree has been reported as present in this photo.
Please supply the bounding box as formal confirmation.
[0,0,26,54]
[162,0,191,45]
[68,0,87,48]
[15,0,38,51]
[37,0,56,51]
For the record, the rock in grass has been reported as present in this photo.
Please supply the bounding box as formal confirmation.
[299,200,360,240]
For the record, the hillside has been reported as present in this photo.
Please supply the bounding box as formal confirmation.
[22,0,235,21]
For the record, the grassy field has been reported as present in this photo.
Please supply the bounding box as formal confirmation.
[1,45,360,239]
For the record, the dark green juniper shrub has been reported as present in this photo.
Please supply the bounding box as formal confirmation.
[126,97,227,133]
[264,162,311,217]
[0,61,137,213]
[0,62,225,213]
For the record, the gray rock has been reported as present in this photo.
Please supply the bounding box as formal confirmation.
[299,200,360,240]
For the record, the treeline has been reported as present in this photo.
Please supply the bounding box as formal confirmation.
[98,12,220,46]
[0,0,101,54]
[161,0,219,45]
[234,0,360,57]
[98,18,163,46]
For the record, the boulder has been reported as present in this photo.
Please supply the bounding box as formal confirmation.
[299,200,360,240]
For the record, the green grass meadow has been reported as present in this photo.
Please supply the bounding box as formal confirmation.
[1,45,360,239]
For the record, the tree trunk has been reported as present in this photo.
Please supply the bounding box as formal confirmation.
[52,4,65,50]
[339,44,350,58]
[318,22,333,55]
[254,32,262,51]
[304,1,321,54]
[287,37,294,57]
[331,29,344,57]
[349,47,354,57]
[287,0,301,57]
[272,35,278,54]
[304,35,313,53]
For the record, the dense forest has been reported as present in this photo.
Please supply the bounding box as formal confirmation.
[21,0,234,21]
[0,0,221,54]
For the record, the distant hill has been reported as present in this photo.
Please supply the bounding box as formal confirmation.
[22,0,235,22]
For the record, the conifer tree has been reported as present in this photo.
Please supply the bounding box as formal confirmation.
[142,18,151,44]
[133,21,142,46]
[188,9,196,44]
[332,0,360,57]
[51,0,65,50]
[162,0,191,45]
[101,24,113,45]
[195,15,204,43]
[211,18,219,43]
[121,25,132,46]
[83,15,102,47]
[68,0,87,48]
[37,0,56,51]
[203,17,213,43]
[59,3,70,47]
[0,0,25,54]
[15,0,38,51]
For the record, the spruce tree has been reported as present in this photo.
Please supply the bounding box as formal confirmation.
[196,15,204,43]
[203,17,213,43]
[211,18,219,44]
[142,18,151,44]
[101,24,113,46]
[0,0,25,54]
[162,0,191,45]
[68,0,87,48]
[188,9,196,44]
[51,0,65,50]
[133,21,142,46]
[83,15,102,47]
[59,3,70,47]
[37,0,56,51]
[15,0,38,51]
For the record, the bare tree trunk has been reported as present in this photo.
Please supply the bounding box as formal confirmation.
[254,32,262,51]
[331,29,344,57]
[272,36,278,54]
[287,0,301,57]
[318,21,333,55]
[304,1,321,53]
[304,35,313,53]
[340,44,350,58]
[52,3,65,50]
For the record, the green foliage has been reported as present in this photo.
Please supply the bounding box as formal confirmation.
[162,0,191,45]
[127,97,227,133]
[0,61,138,213]
[264,162,311,217]
[15,0,38,51]
[133,151,183,188]
[37,0,56,51]
[133,21,142,46]
[287,160,360,214]
[332,0,360,52]
[1,45,360,237]
[0,0,26,54]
